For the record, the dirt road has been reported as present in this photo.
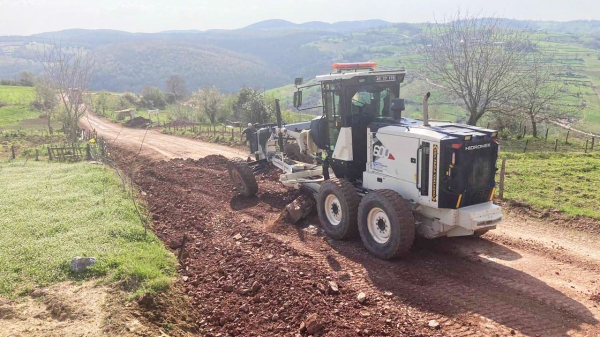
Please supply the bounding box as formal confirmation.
[82,113,245,159]
[113,149,600,337]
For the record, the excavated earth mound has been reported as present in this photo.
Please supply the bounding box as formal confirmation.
[124,116,152,128]
[115,150,600,337]
[124,154,441,337]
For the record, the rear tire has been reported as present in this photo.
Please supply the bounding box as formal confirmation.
[227,158,258,197]
[358,190,415,259]
[317,178,359,240]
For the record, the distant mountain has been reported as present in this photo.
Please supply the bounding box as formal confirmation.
[1,18,599,94]
[241,19,393,32]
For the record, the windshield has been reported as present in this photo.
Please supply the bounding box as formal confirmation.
[351,88,391,118]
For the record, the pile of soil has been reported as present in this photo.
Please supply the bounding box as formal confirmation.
[124,117,152,129]
[117,153,441,337]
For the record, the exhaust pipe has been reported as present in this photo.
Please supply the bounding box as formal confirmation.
[422,92,431,126]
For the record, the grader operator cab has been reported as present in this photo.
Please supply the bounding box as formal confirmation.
[227,62,502,259]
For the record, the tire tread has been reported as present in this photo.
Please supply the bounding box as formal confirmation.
[227,157,258,197]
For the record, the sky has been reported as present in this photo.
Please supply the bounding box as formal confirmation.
[1,0,599,36]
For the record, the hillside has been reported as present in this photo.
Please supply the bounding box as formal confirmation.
[1,18,600,105]
[92,41,287,92]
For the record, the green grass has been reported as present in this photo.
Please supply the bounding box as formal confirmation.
[0,160,176,298]
[0,85,35,104]
[501,152,600,219]
[0,105,40,127]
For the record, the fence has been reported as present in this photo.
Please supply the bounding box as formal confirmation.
[162,122,246,143]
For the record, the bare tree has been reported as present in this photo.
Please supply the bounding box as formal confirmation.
[165,75,187,103]
[420,11,532,125]
[513,53,579,137]
[34,74,58,132]
[38,42,94,141]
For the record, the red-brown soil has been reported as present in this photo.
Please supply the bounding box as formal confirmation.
[110,148,600,337]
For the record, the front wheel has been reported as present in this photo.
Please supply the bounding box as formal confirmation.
[358,190,415,259]
[227,158,258,197]
[316,178,359,240]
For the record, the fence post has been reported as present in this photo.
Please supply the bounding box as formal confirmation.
[585,139,589,153]
[35,149,39,161]
[554,138,558,152]
[499,158,507,200]
[592,137,595,150]
[566,131,570,144]
[231,128,234,139]
[523,139,529,153]
[86,143,92,161]
[522,126,527,138]
[545,128,549,141]
[11,145,16,159]
[48,147,53,161]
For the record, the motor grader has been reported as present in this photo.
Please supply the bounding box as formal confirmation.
[227,62,502,259]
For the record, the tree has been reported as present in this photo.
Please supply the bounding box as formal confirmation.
[513,53,578,137]
[34,75,58,131]
[165,75,187,103]
[192,86,224,125]
[420,11,531,125]
[235,88,272,124]
[19,71,36,87]
[38,42,95,141]
[141,86,166,109]
[94,91,110,117]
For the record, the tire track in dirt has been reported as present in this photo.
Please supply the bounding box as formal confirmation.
[233,174,600,337]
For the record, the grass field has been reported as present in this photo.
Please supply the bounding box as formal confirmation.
[0,85,35,104]
[501,152,600,219]
[0,160,176,298]
[0,105,40,127]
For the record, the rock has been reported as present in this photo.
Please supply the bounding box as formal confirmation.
[428,320,441,329]
[304,313,322,335]
[285,195,316,224]
[359,311,371,317]
[271,313,279,321]
[182,276,189,282]
[299,321,306,332]
[222,284,234,293]
[0,304,17,319]
[233,234,243,240]
[316,283,327,294]
[383,291,393,298]
[357,292,367,304]
[327,281,339,294]
[69,257,96,272]
[239,304,249,313]
[168,239,181,249]
[250,281,261,293]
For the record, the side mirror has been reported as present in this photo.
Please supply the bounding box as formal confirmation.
[294,77,303,86]
[390,98,405,119]
[293,91,303,108]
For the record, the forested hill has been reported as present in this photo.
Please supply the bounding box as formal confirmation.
[0,19,599,93]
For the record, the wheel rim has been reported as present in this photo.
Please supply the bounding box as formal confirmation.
[231,170,245,192]
[367,207,391,244]
[324,194,342,226]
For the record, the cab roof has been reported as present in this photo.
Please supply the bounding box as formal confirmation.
[315,69,407,82]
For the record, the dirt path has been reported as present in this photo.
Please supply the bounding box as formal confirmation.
[82,113,246,160]
[118,152,600,337]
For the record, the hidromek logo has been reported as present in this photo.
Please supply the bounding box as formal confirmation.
[465,143,492,151]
